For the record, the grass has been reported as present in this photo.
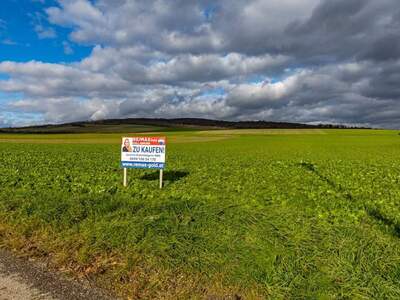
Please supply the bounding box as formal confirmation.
[0,129,399,298]
[0,131,227,144]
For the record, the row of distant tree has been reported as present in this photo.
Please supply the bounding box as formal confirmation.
[91,118,371,129]
[0,117,372,134]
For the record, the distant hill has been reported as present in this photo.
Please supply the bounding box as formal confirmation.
[0,118,368,134]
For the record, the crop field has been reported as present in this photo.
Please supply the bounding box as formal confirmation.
[0,129,400,299]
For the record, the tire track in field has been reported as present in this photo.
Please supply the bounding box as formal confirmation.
[298,161,400,238]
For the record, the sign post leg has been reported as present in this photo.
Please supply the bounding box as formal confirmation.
[123,167,127,187]
[159,169,163,189]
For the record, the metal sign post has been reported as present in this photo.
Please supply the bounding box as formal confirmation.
[159,169,163,189]
[123,167,127,187]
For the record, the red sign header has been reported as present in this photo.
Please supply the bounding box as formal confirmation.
[130,137,166,145]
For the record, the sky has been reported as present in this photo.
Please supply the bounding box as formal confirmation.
[0,0,399,128]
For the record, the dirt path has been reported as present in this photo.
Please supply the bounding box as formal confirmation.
[0,249,117,300]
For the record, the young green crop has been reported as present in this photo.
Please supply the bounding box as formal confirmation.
[0,129,399,299]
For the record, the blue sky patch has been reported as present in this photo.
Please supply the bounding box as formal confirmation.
[0,0,91,63]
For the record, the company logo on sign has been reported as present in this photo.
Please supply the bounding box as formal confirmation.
[121,137,166,169]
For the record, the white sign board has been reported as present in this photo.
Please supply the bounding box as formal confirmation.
[121,136,166,169]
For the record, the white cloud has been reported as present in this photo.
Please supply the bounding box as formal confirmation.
[62,41,73,55]
[0,0,399,128]
[34,24,57,39]
[1,39,17,45]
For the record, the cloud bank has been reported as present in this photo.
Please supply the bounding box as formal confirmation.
[0,0,400,128]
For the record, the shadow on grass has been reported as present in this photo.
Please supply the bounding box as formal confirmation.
[298,161,400,239]
[366,207,400,238]
[298,161,353,200]
[140,170,189,184]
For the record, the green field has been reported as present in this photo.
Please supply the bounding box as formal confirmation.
[0,129,400,299]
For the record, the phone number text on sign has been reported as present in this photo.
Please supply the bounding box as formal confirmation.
[121,137,166,169]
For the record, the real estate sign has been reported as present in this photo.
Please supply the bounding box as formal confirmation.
[121,136,166,169]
